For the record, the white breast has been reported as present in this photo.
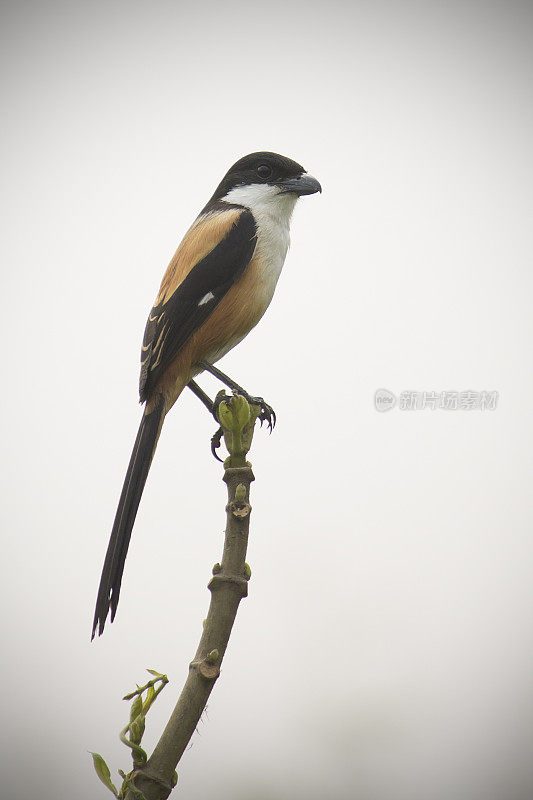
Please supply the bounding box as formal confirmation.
[221,183,298,311]
[199,184,299,365]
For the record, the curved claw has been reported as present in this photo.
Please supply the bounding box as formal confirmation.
[247,396,276,433]
[211,427,224,462]
[266,406,277,432]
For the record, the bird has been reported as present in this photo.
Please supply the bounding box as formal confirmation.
[92,151,321,638]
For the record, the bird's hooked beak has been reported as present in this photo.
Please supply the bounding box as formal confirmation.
[277,173,322,196]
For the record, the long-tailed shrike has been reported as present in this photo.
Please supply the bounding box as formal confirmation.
[92,151,321,637]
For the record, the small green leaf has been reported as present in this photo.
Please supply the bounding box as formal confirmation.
[90,752,119,797]
[235,483,246,502]
[232,395,251,429]
[130,693,142,723]
[217,400,234,430]
[130,714,146,745]
[146,668,163,677]
[143,685,155,713]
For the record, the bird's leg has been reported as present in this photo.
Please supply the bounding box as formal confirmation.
[187,379,215,414]
[197,361,276,432]
[187,379,226,461]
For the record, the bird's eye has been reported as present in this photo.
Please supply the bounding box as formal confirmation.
[257,164,272,179]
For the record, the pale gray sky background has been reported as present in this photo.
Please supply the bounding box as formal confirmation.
[2,1,533,798]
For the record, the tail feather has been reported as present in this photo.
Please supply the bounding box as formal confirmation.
[92,395,165,638]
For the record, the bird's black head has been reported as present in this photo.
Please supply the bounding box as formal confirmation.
[206,151,321,209]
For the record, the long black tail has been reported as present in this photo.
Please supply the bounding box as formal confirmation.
[92,394,165,638]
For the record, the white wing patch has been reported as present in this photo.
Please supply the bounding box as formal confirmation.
[198,291,215,306]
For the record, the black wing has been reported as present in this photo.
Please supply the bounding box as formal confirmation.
[139,209,257,401]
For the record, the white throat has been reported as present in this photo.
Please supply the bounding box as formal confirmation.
[221,182,297,266]
[220,182,298,221]
[220,183,298,323]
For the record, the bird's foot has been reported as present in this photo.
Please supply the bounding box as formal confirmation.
[210,390,276,461]
[211,426,224,462]
[210,390,232,461]
[243,395,276,432]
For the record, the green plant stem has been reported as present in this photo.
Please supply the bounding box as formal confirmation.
[124,396,258,800]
